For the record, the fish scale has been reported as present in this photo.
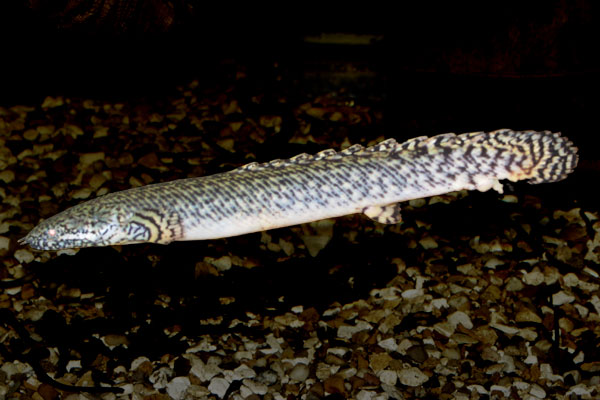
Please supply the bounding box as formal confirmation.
[20,129,578,250]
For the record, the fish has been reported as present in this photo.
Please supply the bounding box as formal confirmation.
[19,129,578,251]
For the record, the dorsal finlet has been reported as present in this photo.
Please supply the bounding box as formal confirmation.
[230,137,408,173]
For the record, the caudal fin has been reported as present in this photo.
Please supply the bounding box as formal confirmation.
[476,129,578,184]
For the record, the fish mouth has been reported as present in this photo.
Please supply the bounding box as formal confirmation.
[17,232,35,247]
[17,233,45,250]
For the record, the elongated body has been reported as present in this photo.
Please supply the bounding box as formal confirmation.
[20,129,578,250]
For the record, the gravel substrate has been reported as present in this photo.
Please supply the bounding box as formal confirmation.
[0,61,597,400]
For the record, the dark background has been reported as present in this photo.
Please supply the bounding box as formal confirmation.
[1,1,598,156]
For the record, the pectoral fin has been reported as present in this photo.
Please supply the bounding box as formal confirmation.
[362,203,403,224]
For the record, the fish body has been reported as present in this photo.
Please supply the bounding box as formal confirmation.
[20,129,578,250]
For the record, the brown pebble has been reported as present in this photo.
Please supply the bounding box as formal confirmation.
[88,173,107,189]
[581,362,600,372]
[406,345,428,363]
[136,360,154,377]
[356,355,369,370]
[21,283,35,300]
[118,153,134,166]
[323,376,346,395]
[37,383,59,400]
[363,372,380,385]
[350,376,366,390]
[481,346,500,362]
[482,285,502,301]
[138,152,160,168]
[369,352,392,372]
[195,262,219,278]
[324,354,346,366]
[471,326,498,345]
[104,334,130,347]
[515,308,543,323]
[300,307,320,323]
[309,382,324,397]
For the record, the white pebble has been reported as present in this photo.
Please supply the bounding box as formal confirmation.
[206,256,232,271]
[513,381,530,390]
[0,236,9,251]
[540,363,564,382]
[186,337,217,353]
[338,367,357,379]
[14,249,34,264]
[552,291,575,306]
[523,269,544,286]
[467,384,488,394]
[402,288,424,299]
[57,248,78,257]
[291,305,303,313]
[242,379,268,395]
[378,338,397,352]
[434,321,455,337]
[378,370,397,385]
[590,296,600,315]
[518,328,538,341]
[583,266,599,278]
[117,383,134,395]
[166,377,190,400]
[337,320,372,339]
[490,323,519,335]
[566,384,591,397]
[505,277,524,292]
[0,222,10,235]
[381,383,405,399]
[356,390,376,400]
[65,360,81,372]
[289,364,309,381]
[397,367,428,386]
[448,311,473,329]
[573,351,585,364]
[228,364,255,380]
[327,347,348,357]
[490,384,510,396]
[150,367,174,389]
[208,377,230,398]
[484,257,505,269]
[563,273,579,287]
[1,361,33,378]
[431,298,449,309]
[529,384,546,398]
[189,357,222,382]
